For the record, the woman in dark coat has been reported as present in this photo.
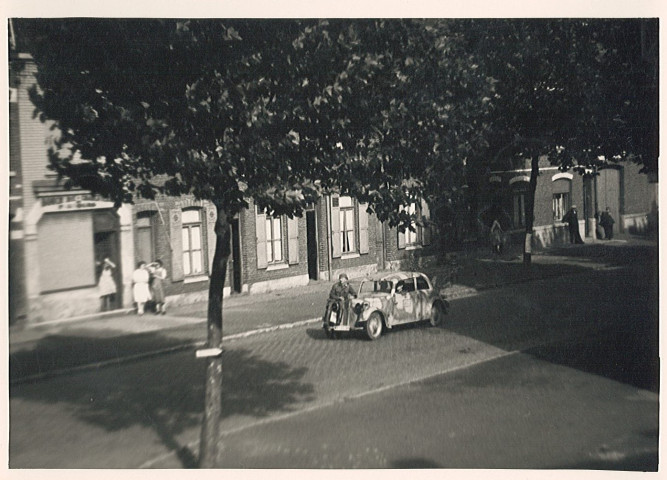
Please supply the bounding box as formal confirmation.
[562,206,584,244]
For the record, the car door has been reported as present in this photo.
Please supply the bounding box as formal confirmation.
[393,277,417,323]
[415,275,431,321]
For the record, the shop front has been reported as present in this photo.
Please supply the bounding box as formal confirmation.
[23,191,133,323]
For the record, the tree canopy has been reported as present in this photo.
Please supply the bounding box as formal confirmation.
[13,17,658,464]
[462,18,658,173]
[17,18,495,226]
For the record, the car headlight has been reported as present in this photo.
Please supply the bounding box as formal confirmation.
[353,302,370,315]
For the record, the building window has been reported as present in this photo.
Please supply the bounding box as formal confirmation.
[136,212,155,264]
[553,192,570,222]
[266,215,284,264]
[406,203,420,246]
[513,192,526,228]
[339,196,356,253]
[182,208,204,276]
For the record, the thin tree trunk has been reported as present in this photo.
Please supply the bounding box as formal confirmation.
[523,156,539,265]
[199,206,231,468]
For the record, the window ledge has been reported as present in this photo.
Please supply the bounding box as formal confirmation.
[267,263,289,271]
[405,245,423,251]
[184,275,209,284]
[341,252,360,260]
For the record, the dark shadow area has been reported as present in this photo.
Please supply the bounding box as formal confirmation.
[440,242,659,394]
[10,337,315,468]
[444,245,660,393]
[10,325,206,382]
[429,242,657,293]
[543,242,657,265]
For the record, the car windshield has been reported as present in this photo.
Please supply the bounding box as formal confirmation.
[358,279,393,295]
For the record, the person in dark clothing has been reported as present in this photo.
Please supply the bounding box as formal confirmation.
[562,205,584,244]
[325,273,357,331]
[599,207,615,240]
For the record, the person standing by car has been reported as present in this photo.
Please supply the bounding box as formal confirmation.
[600,207,615,240]
[328,273,357,327]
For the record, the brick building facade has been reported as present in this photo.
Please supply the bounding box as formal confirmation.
[484,156,656,248]
[9,55,655,325]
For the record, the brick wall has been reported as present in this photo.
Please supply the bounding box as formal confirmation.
[133,196,225,301]
[622,162,650,215]
[17,58,54,216]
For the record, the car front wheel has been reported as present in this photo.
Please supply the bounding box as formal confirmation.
[365,312,383,341]
[429,302,446,327]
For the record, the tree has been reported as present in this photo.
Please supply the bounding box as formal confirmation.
[16,18,492,466]
[462,19,658,263]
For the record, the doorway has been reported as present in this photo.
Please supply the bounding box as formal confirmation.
[596,168,621,237]
[230,218,243,293]
[94,211,122,307]
[306,210,319,281]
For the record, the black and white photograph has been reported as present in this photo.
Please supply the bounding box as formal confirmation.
[4,2,661,474]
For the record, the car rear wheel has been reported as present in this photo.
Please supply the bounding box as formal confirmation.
[365,312,383,340]
[429,302,446,327]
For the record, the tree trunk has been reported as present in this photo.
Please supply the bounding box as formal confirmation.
[523,156,539,265]
[199,207,231,468]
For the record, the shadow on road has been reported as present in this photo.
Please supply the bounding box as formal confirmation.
[442,242,659,394]
[10,338,315,468]
[10,327,204,382]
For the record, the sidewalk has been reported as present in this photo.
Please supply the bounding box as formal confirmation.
[9,234,656,383]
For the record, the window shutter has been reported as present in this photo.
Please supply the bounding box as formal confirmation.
[330,195,341,258]
[256,208,268,269]
[206,204,217,274]
[421,200,432,246]
[287,216,299,264]
[169,209,184,281]
[358,202,369,254]
[397,228,406,249]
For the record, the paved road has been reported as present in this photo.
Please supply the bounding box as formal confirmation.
[207,351,658,469]
[9,260,658,468]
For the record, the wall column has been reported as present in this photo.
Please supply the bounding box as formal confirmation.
[118,204,135,308]
[23,200,43,323]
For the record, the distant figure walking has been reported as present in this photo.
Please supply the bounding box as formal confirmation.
[148,260,168,315]
[600,207,615,240]
[594,211,606,240]
[97,257,117,312]
[562,205,584,244]
[490,219,504,255]
[132,261,152,315]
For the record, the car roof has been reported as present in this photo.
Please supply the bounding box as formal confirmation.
[361,271,427,282]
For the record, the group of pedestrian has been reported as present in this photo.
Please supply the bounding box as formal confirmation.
[562,205,615,244]
[96,258,168,315]
[132,260,168,315]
